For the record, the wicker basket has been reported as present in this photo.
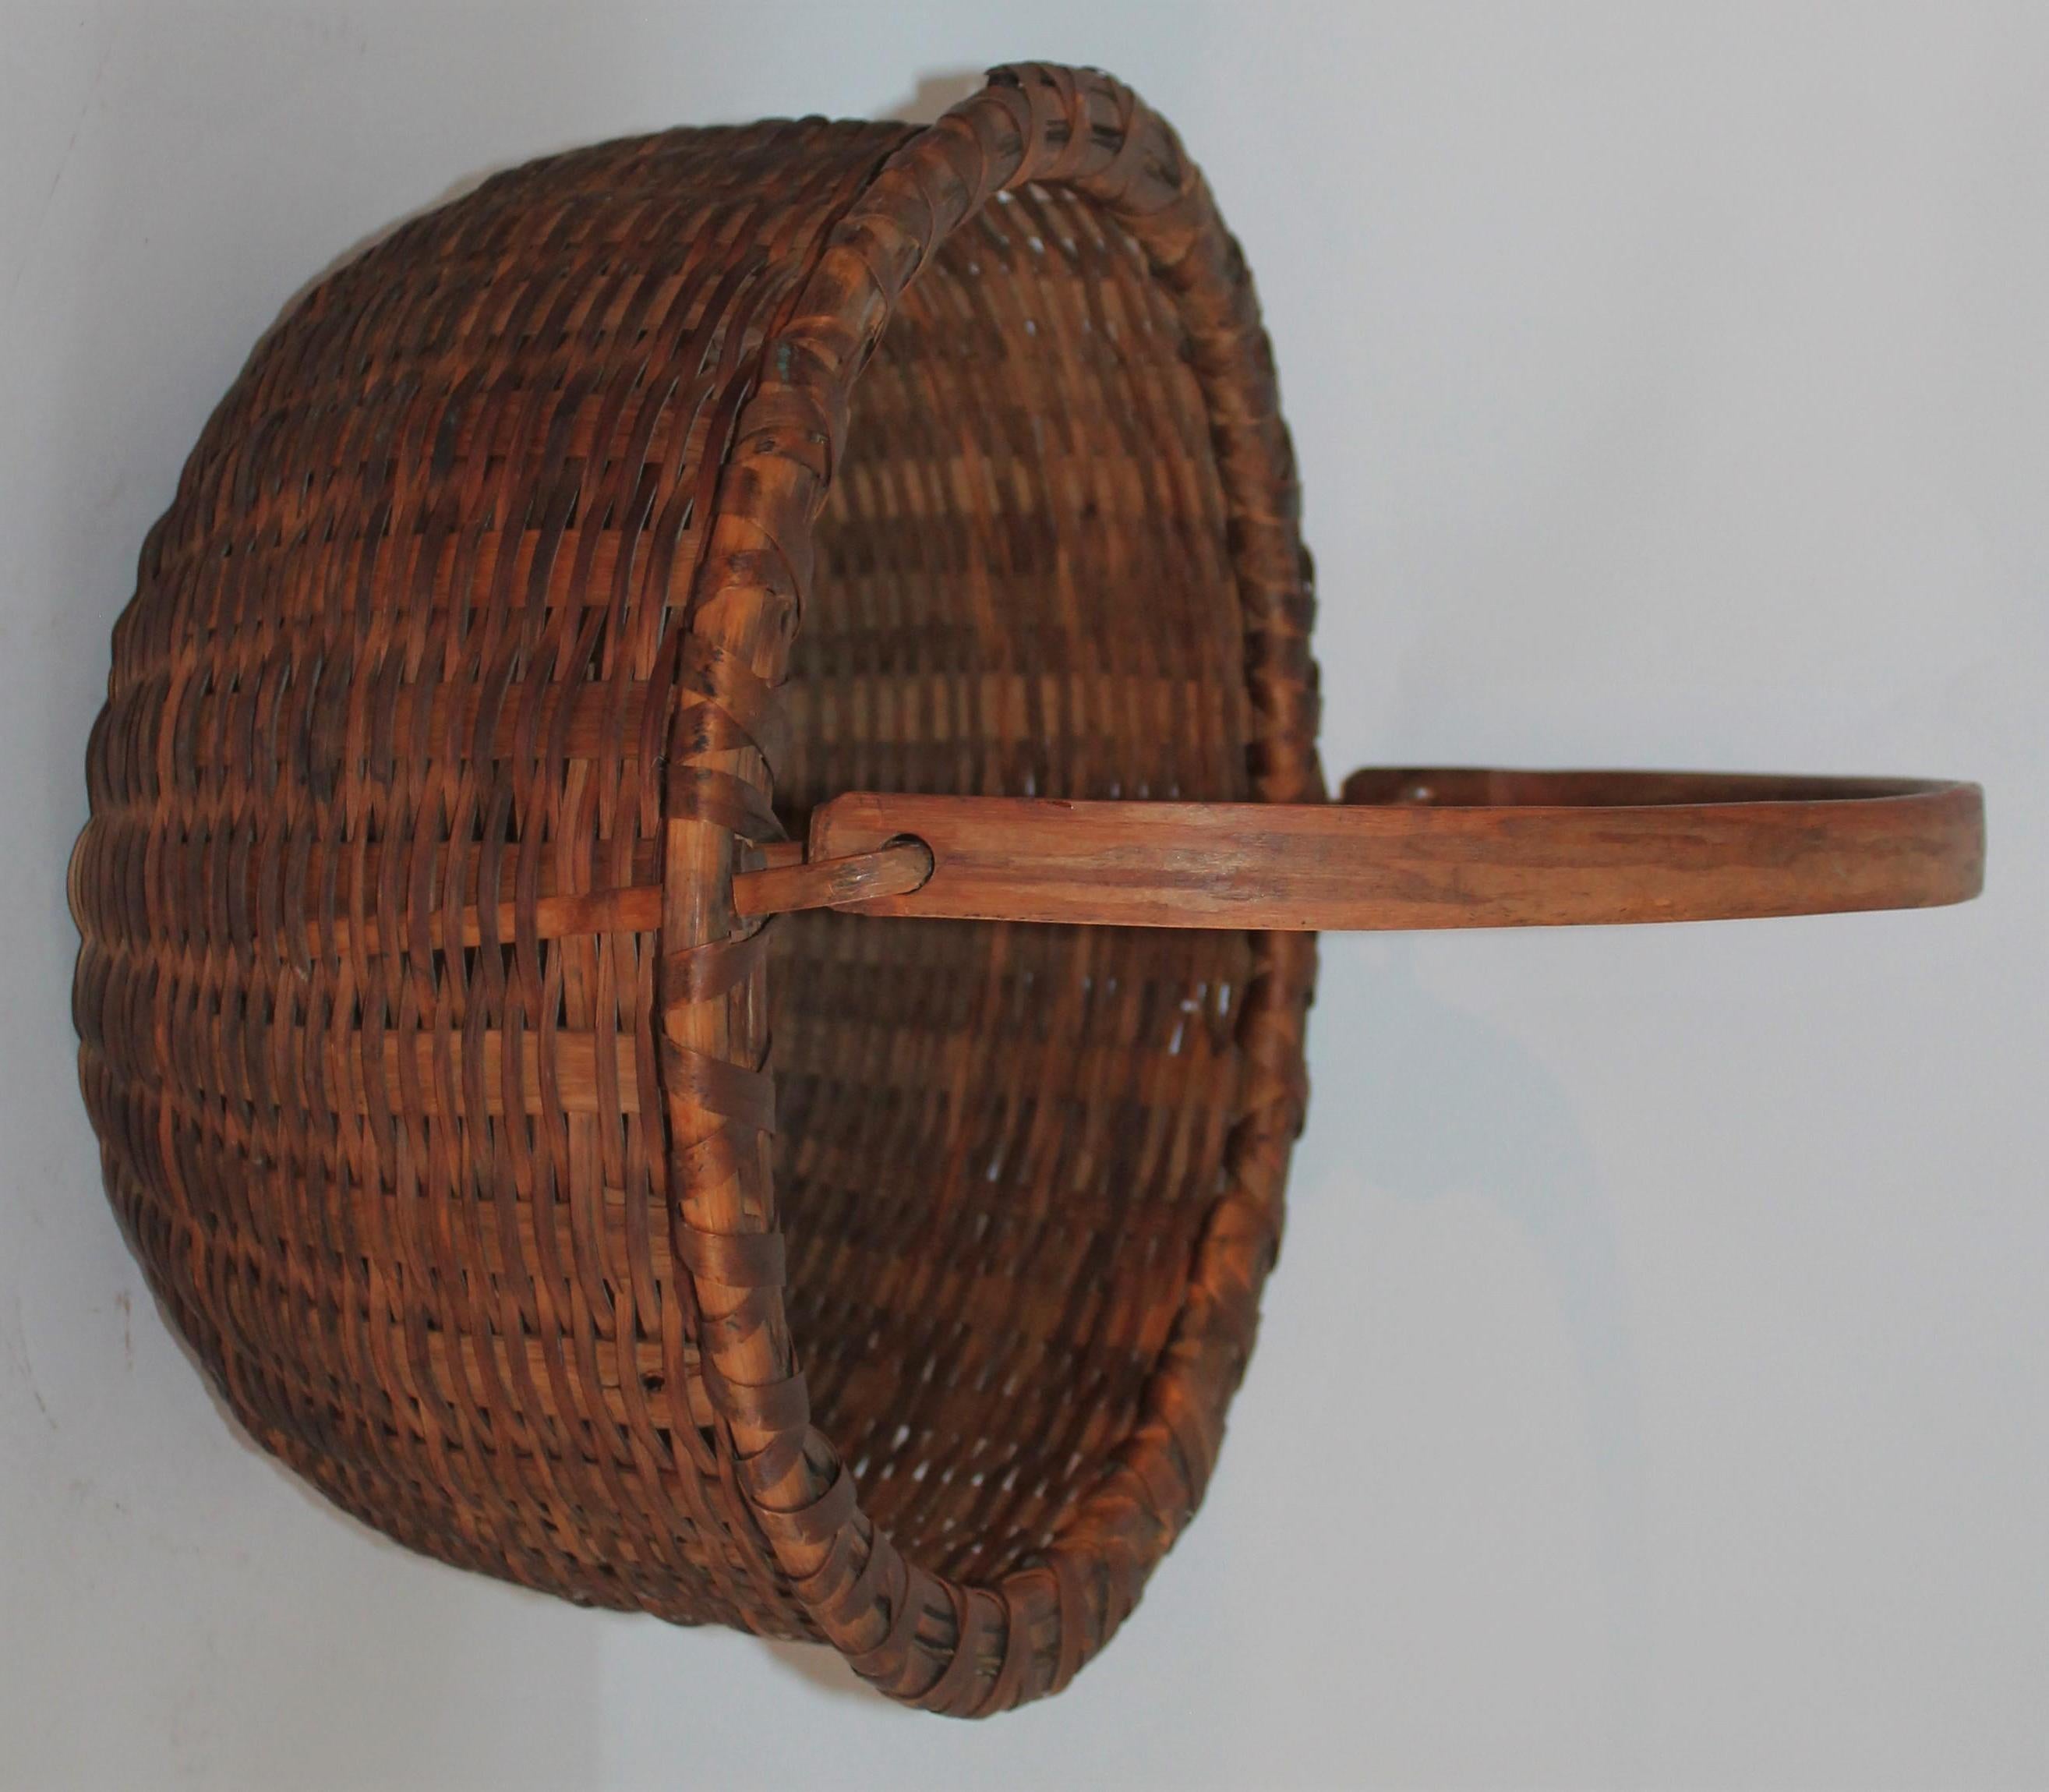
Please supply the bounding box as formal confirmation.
[69,64,1980,1714]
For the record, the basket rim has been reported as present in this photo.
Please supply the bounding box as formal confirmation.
[655,62,1323,1714]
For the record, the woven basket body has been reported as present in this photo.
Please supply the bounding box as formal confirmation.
[70,66,1319,1712]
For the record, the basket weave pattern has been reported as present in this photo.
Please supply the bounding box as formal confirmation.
[70,65,1319,1712]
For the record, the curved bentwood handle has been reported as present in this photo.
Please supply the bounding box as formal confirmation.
[733,771,1984,930]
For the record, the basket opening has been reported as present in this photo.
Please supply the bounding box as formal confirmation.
[765,179,1259,1583]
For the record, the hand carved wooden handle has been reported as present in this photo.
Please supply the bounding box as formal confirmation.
[733,770,1985,931]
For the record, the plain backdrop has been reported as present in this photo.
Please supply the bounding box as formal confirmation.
[2,4,2044,1788]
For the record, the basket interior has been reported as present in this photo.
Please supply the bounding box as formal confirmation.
[768,182,1259,1583]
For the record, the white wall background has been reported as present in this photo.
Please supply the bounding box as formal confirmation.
[3,4,2044,1787]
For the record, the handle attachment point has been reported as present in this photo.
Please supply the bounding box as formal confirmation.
[732,837,934,919]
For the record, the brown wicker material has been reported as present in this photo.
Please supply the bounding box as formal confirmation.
[69,65,1320,1713]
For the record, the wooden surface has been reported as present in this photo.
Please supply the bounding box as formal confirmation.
[804,772,1984,930]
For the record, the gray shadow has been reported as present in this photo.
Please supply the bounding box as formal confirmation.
[757,1635,877,1705]
[1308,940,1654,1783]
[877,68,988,126]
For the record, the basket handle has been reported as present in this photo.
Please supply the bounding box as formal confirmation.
[733,769,1984,929]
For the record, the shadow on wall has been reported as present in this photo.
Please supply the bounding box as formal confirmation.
[1302,942,1654,1779]
[886,68,987,125]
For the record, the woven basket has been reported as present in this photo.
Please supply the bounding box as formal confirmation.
[69,64,1980,1714]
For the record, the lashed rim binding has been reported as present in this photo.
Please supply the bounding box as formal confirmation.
[662,65,1321,1712]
